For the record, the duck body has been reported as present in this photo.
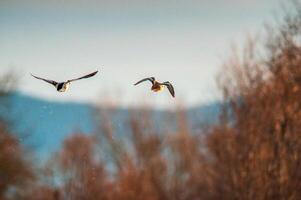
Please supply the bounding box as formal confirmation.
[151,81,165,92]
[56,82,71,92]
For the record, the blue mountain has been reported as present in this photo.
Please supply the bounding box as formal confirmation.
[0,92,221,162]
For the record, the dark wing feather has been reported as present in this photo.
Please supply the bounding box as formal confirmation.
[68,70,98,82]
[31,74,57,86]
[162,81,175,97]
[134,77,155,85]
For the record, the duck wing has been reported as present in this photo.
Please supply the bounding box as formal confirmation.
[162,81,175,97]
[31,74,57,86]
[68,70,98,82]
[134,77,155,85]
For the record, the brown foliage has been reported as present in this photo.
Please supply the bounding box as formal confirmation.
[0,122,34,199]
[54,133,110,200]
[22,186,61,200]
[204,2,301,199]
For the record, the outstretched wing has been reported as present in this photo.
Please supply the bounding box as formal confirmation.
[31,74,57,86]
[68,70,98,82]
[162,81,175,97]
[134,77,155,86]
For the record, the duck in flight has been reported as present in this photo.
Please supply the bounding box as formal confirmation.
[31,70,98,92]
[134,77,175,97]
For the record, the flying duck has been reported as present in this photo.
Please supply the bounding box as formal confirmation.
[134,77,175,97]
[31,70,98,92]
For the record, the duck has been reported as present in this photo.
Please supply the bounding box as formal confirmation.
[134,77,175,97]
[31,70,98,92]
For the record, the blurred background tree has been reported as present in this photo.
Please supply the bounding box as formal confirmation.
[205,1,301,199]
[0,71,34,200]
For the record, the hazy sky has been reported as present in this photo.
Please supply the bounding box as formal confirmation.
[0,0,280,108]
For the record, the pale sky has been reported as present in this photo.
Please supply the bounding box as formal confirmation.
[0,0,280,108]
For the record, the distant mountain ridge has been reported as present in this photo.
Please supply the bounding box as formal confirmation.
[0,92,221,162]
